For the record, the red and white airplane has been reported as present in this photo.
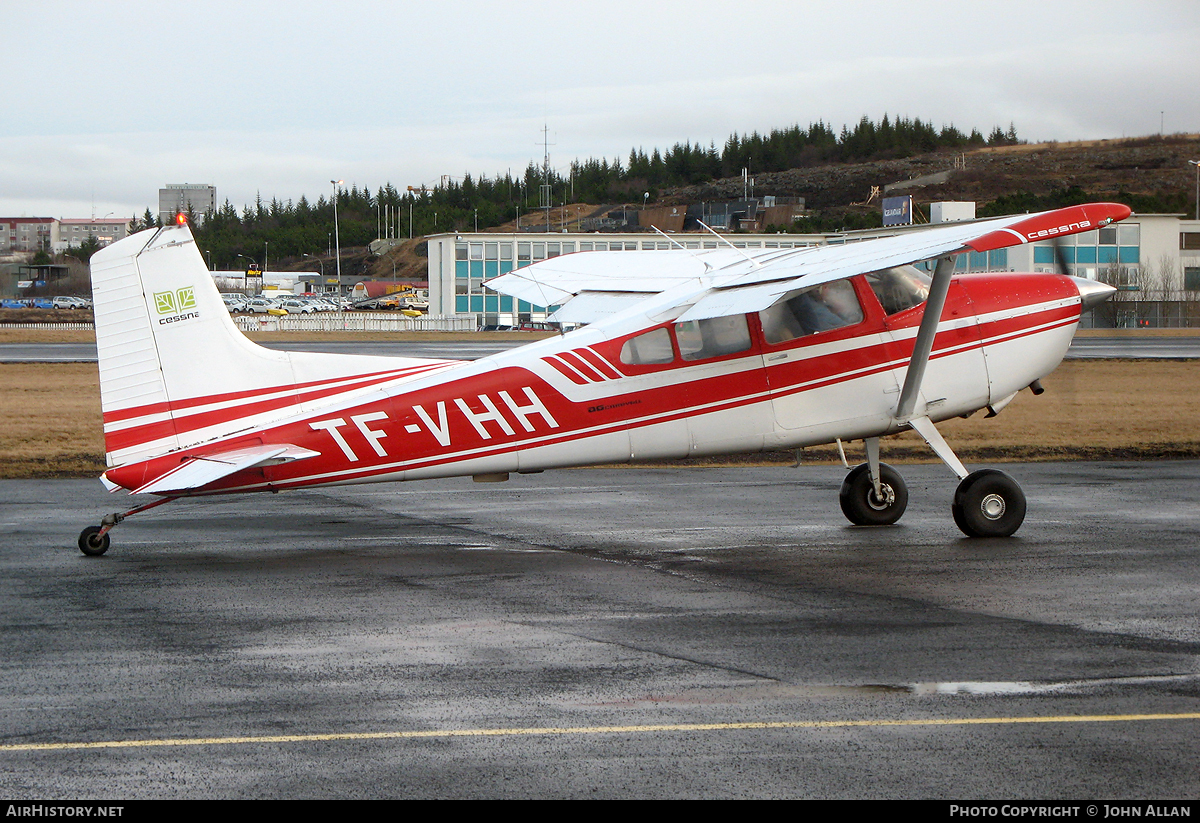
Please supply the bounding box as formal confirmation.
[77,203,1128,555]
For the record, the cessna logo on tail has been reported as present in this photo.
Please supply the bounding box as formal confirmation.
[154,288,200,324]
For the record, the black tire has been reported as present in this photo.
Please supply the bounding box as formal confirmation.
[839,462,908,526]
[78,526,110,557]
[952,469,1026,538]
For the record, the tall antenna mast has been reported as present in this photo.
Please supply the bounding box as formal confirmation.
[540,124,555,232]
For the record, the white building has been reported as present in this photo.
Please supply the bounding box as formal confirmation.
[426,211,1200,327]
[52,218,129,253]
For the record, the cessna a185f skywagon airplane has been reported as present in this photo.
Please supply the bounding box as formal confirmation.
[77,203,1128,555]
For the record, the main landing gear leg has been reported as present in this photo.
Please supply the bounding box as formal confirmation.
[77,497,172,556]
[907,415,1027,538]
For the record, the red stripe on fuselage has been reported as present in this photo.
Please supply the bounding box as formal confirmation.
[558,349,606,382]
[542,355,590,384]
[102,363,451,425]
[577,347,623,380]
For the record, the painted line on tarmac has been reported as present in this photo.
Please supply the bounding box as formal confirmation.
[4,712,1200,753]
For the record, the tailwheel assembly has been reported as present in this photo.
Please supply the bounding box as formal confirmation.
[76,497,173,557]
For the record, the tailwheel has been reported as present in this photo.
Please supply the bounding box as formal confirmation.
[76,496,173,556]
[839,462,908,526]
[952,469,1026,538]
[78,526,111,557]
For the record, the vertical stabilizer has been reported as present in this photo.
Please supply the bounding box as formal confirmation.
[89,223,456,469]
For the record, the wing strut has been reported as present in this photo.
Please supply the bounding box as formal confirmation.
[895,256,955,421]
[891,255,972,480]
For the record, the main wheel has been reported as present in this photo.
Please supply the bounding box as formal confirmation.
[839,462,908,526]
[952,469,1026,537]
[78,526,110,557]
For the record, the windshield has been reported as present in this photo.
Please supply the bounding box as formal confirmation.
[864,265,931,315]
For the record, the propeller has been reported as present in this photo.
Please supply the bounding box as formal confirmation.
[1054,235,1117,312]
[1051,236,1070,276]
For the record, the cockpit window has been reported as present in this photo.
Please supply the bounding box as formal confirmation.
[619,328,674,365]
[758,279,864,344]
[675,314,752,361]
[865,265,931,316]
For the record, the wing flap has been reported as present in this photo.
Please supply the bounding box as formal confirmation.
[547,291,655,324]
[131,443,321,495]
[484,248,753,306]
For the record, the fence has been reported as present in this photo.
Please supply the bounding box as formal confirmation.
[232,313,478,333]
[1080,299,1200,329]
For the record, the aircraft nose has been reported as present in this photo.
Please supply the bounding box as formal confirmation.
[1069,276,1116,312]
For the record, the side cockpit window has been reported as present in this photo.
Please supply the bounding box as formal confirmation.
[675,314,752,361]
[759,279,863,344]
[619,328,674,365]
[865,265,931,316]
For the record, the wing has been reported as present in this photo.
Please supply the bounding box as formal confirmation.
[485,203,1132,324]
[678,202,1132,321]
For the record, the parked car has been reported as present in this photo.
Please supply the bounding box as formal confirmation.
[52,296,88,309]
[277,299,316,314]
[243,297,281,314]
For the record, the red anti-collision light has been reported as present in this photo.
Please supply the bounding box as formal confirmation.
[176,213,188,226]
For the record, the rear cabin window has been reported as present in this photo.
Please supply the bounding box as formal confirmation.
[758,279,863,344]
[865,266,931,316]
[674,314,752,361]
[619,328,674,365]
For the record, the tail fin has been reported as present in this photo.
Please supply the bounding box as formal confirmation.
[89,223,453,468]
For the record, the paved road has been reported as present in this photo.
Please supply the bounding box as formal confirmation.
[2,462,1197,798]
[2,336,1198,362]
[1064,336,1200,359]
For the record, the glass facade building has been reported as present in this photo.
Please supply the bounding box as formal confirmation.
[428,214,1199,326]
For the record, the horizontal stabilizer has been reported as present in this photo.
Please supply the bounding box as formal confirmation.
[131,443,321,496]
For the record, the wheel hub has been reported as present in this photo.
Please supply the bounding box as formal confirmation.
[867,484,895,511]
[980,493,1006,520]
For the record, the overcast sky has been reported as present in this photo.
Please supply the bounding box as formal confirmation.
[3,0,1197,220]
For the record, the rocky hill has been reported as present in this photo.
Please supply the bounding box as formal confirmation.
[365,134,1199,280]
[664,134,1199,218]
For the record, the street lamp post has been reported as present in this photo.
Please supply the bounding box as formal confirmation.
[331,179,343,294]
[302,253,324,278]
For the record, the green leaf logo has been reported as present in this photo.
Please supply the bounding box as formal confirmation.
[154,291,177,315]
[177,287,196,310]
